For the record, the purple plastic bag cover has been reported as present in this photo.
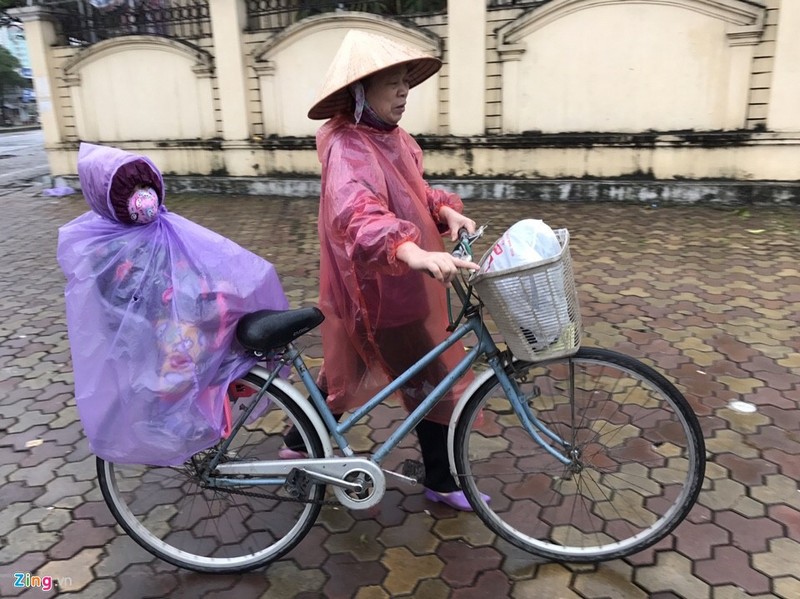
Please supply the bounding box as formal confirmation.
[57,143,289,466]
[43,186,76,197]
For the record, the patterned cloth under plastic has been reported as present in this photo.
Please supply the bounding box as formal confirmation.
[57,143,289,466]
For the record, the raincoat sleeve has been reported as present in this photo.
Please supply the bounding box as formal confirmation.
[404,130,465,222]
[324,133,420,275]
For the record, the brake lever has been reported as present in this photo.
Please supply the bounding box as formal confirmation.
[469,224,487,244]
[453,224,488,260]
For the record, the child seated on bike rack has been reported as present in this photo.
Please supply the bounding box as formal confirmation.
[57,143,289,466]
[295,30,487,511]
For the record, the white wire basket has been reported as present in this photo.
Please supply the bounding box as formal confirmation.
[469,228,582,362]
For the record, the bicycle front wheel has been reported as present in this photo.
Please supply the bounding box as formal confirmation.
[97,371,325,573]
[454,347,705,562]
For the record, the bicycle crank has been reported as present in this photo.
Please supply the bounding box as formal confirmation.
[332,467,385,510]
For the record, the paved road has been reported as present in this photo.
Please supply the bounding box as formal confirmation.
[0,187,798,598]
[0,129,49,188]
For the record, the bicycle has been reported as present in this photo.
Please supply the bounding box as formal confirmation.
[97,227,706,573]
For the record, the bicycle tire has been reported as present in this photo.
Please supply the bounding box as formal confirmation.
[453,347,705,562]
[97,370,325,573]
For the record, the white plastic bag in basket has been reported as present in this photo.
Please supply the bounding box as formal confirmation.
[480,219,561,274]
[480,220,569,351]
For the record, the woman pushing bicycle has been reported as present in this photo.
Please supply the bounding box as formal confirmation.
[285,29,487,510]
[92,36,705,565]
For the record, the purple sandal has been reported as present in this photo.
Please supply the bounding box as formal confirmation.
[424,488,490,512]
[278,446,308,459]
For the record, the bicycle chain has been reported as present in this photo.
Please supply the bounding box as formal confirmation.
[200,480,340,506]
[189,447,342,505]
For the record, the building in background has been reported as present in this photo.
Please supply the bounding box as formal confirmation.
[9,0,800,204]
[0,19,36,125]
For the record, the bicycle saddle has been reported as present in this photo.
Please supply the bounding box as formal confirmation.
[236,307,324,353]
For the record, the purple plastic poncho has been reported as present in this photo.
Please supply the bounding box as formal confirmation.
[57,143,289,466]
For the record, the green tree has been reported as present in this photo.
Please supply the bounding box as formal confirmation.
[0,45,25,124]
[0,0,25,27]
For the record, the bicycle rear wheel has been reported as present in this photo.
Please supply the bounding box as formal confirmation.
[97,371,325,573]
[454,347,705,562]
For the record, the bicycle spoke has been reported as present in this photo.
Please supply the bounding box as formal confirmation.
[454,348,704,562]
[97,372,325,573]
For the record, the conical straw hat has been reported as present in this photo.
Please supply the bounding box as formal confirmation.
[308,29,442,120]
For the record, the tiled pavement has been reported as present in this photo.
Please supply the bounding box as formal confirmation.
[0,183,798,598]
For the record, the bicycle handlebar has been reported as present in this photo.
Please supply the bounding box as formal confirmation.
[445,225,488,323]
[452,225,486,261]
[424,225,486,280]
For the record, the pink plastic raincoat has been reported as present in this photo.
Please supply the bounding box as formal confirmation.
[316,114,475,424]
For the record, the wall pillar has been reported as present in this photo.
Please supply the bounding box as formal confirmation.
[208,0,251,140]
[498,46,524,134]
[726,23,763,129]
[767,1,800,131]
[447,0,486,135]
[10,7,63,148]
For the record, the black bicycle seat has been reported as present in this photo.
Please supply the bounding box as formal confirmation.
[236,307,324,353]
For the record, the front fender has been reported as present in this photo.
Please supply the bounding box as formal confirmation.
[446,366,499,485]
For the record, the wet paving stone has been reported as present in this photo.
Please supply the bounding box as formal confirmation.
[437,540,502,588]
[695,545,772,595]
[321,553,387,598]
[0,189,798,597]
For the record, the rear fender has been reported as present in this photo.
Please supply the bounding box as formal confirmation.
[248,365,333,457]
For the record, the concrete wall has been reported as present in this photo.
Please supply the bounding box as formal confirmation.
[496,0,762,133]
[249,13,443,138]
[63,37,216,141]
[14,0,800,191]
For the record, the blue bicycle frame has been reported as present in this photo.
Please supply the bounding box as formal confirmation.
[276,273,573,468]
[212,232,574,480]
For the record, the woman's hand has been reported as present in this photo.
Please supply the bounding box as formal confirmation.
[438,206,477,241]
[396,242,479,286]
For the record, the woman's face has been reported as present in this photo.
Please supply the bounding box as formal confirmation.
[365,64,411,125]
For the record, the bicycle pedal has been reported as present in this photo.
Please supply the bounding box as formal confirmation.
[284,468,312,499]
[400,459,425,484]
